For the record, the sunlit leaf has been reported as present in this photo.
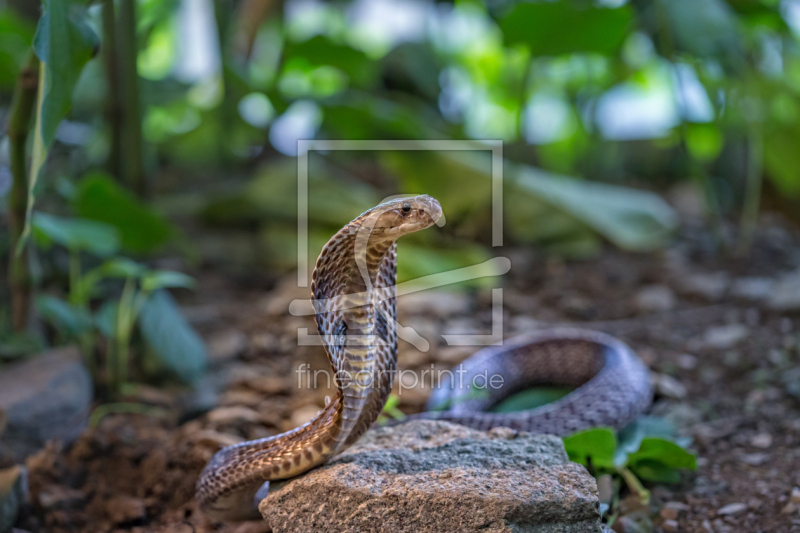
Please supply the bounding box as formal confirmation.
[101,257,146,278]
[627,437,697,471]
[563,427,617,470]
[138,290,207,384]
[500,3,633,56]
[141,270,195,292]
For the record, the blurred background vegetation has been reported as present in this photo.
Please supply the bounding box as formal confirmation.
[0,0,799,394]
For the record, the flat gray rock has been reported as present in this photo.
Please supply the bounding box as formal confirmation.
[260,420,602,533]
[0,347,92,460]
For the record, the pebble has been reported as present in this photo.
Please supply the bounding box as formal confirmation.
[208,330,248,364]
[738,453,770,466]
[769,270,800,311]
[652,373,688,399]
[717,502,748,515]
[730,277,774,302]
[662,519,679,532]
[660,501,690,520]
[700,324,749,350]
[678,272,730,301]
[750,433,773,449]
[634,285,677,313]
[676,353,698,370]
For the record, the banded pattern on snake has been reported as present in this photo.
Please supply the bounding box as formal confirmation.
[196,195,653,521]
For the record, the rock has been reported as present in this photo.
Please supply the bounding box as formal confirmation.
[0,347,92,460]
[634,285,677,313]
[769,270,800,311]
[660,501,689,520]
[730,278,774,302]
[700,324,749,350]
[0,466,27,533]
[651,373,687,400]
[750,433,772,449]
[260,420,602,533]
[737,453,769,466]
[677,272,730,301]
[208,330,248,365]
[676,354,697,370]
[717,502,747,515]
[661,519,678,532]
[791,486,800,504]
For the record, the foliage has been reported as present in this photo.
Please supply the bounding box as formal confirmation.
[564,418,696,521]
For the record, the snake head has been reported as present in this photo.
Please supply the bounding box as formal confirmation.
[367,195,443,240]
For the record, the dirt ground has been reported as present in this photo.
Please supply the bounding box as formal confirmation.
[17,214,800,533]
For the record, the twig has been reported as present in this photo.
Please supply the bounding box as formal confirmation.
[5,52,40,331]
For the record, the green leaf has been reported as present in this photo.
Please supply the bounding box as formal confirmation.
[138,290,207,384]
[628,437,697,471]
[512,165,679,251]
[32,212,121,256]
[563,427,617,471]
[141,270,195,292]
[36,295,93,338]
[615,416,677,467]
[0,333,44,360]
[100,257,146,278]
[500,3,633,56]
[283,35,376,88]
[73,173,174,253]
[0,9,36,89]
[32,0,99,146]
[490,387,574,413]
[629,459,683,484]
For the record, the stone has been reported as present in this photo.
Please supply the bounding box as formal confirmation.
[717,502,747,515]
[0,347,92,460]
[769,270,800,311]
[260,420,601,533]
[730,277,774,302]
[208,330,248,365]
[652,373,687,400]
[700,324,749,350]
[677,272,730,301]
[634,285,677,313]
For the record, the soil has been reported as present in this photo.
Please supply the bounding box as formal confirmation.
[16,214,800,533]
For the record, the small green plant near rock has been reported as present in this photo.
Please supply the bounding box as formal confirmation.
[563,417,697,525]
[31,211,206,395]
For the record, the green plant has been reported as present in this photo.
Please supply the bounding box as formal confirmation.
[32,212,206,393]
[563,417,697,523]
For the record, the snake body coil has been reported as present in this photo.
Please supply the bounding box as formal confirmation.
[196,195,652,521]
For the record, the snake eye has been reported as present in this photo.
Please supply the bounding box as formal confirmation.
[402,203,411,213]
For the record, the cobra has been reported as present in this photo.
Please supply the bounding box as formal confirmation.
[196,195,653,521]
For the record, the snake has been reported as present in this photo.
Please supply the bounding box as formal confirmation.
[196,195,653,521]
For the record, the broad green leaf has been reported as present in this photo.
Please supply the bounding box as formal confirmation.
[627,437,697,471]
[138,290,206,384]
[36,295,93,338]
[73,173,174,253]
[500,3,633,56]
[491,387,574,413]
[512,165,679,251]
[765,123,800,198]
[0,9,36,88]
[32,212,121,256]
[629,459,683,484]
[615,416,677,467]
[563,427,617,470]
[141,270,195,292]
[283,35,376,87]
[100,257,146,278]
[32,0,99,146]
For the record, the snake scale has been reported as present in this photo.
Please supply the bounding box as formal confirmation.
[196,195,653,521]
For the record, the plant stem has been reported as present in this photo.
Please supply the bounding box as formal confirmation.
[736,126,764,255]
[617,467,651,506]
[118,0,145,195]
[102,0,123,180]
[5,52,40,332]
[114,277,137,391]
